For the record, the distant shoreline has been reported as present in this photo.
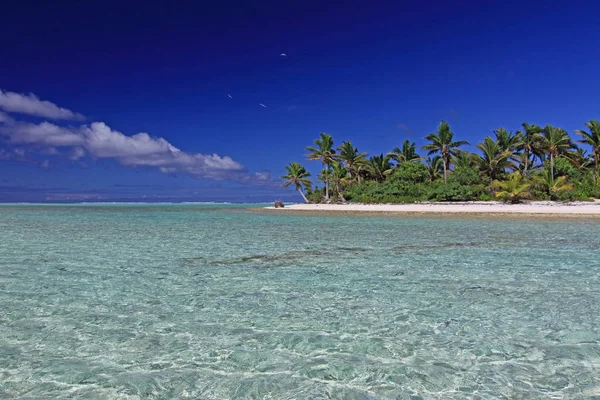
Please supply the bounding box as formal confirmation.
[264,201,600,217]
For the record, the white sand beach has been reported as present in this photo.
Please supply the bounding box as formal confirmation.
[266,201,600,216]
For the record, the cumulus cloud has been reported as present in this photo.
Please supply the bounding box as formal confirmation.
[0,90,276,185]
[70,147,85,160]
[0,90,85,120]
[0,111,14,123]
[0,119,269,182]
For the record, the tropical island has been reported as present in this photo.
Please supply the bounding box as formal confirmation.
[280,121,600,207]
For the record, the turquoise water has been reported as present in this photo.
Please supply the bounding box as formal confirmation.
[1,204,599,399]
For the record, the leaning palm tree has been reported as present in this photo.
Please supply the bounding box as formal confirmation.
[538,124,575,181]
[366,154,393,182]
[306,133,336,200]
[474,136,514,180]
[387,140,421,165]
[337,140,368,182]
[423,121,470,183]
[532,169,574,199]
[575,120,600,181]
[516,123,544,176]
[491,171,531,204]
[281,162,312,203]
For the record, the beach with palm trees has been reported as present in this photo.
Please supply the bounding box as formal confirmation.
[279,120,600,209]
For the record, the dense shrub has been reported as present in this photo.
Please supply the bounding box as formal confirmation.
[345,179,428,203]
[388,162,429,184]
[428,181,486,201]
[427,166,487,201]
[305,186,325,203]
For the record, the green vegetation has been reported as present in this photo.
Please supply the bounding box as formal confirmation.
[282,120,600,203]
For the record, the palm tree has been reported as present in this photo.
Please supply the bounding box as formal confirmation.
[494,128,523,153]
[452,151,477,169]
[491,171,530,204]
[532,169,574,199]
[474,136,514,180]
[366,154,393,182]
[387,140,421,165]
[539,124,575,181]
[337,140,368,182]
[281,162,311,203]
[423,121,470,183]
[306,133,336,201]
[570,148,593,174]
[575,120,600,181]
[426,156,444,182]
[330,161,350,202]
[516,123,544,176]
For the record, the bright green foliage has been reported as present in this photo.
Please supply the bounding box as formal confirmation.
[388,161,429,184]
[531,169,574,200]
[292,120,600,204]
[345,162,430,203]
[428,165,487,201]
[491,172,531,203]
[553,157,581,181]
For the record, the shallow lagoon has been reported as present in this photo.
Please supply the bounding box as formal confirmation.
[1,204,599,399]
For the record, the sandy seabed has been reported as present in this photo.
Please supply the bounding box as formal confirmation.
[265,200,600,217]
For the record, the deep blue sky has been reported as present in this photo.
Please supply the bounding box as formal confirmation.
[1,0,599,202]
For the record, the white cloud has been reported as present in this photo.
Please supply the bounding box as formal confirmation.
[70,147,85,160]
[0,90,85,120]
[0,90,275,185]
[9,122,83,147]
[0,120,262,181]
[0,111,14,123]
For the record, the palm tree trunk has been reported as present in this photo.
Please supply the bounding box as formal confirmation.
[322,162,329,201]
[524,149,529,176]
[442,159,448,183]
[550,153,554,184]
[298,188,309,203]
[594,155,598,183]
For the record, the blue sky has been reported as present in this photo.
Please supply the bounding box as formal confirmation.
[1,0,599,202]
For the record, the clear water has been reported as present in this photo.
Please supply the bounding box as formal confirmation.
[1,204,599,399]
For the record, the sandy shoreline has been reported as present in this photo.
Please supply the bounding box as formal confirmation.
[264,201,600,216]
